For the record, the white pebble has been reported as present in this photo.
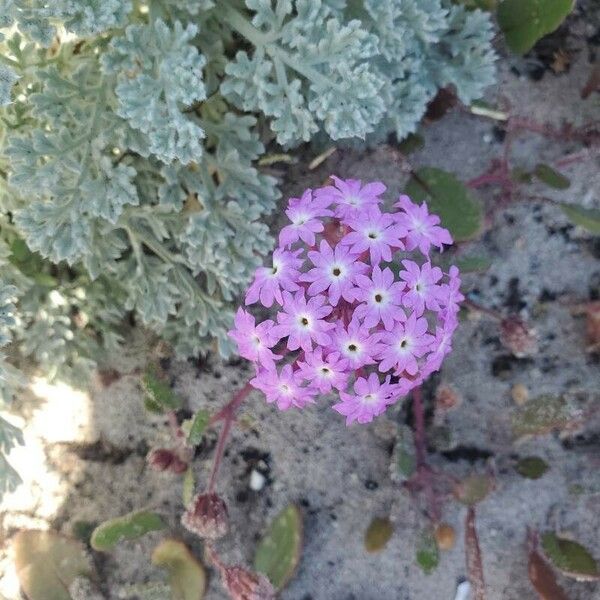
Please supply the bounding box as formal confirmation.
[249,469,266,491]
[454,580,471,600]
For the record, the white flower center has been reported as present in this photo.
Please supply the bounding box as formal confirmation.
[252,335,262,347]
[330,264,345,279]
[297,314,312,329]
[372,289,387,305]
[362,393,377,404]
[367,229,379,240]
[397,336,412,353]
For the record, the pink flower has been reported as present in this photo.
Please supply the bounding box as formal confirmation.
[333,373,397,424]
[377,312,434,376]
[250,365,315,410]
[315,176,386,220]
[437,265,464,319]
[234,178,461,425]
[300,240,367,306]
[421,317,458,377]
[228,309,280,368]
[393,195,452,256]
[333,318,380,369]
[245,249,303,308]
[341,206,406,263]
[399,260,443,315]
[296,348,349,393]
[352,265,406,330]
[272,290,335,352]
[279,189,333,248]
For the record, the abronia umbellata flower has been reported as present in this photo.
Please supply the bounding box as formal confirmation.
[229,177,463,425]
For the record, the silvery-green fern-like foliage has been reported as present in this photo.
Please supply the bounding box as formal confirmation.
[0,0,496,400]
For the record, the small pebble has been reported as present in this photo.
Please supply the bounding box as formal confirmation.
[434,523,456,551]
[511,383,529,406]
[249,469,266,491]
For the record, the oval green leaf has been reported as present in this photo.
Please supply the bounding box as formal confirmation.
[498,0,574,55]
[186,409,210,446]
[416,530,439,575]
[364,517,394,553]
[14,530,93,600]
[152,539,206,600]
[142,367,181,412]
[91,510,166,552]
[515,456,549,479]
[534,164,570,190]
[406,167,483,242]
[511,394,575,439]
[253,504,303,591]
[541,532,599,581]
[559,203,600,234]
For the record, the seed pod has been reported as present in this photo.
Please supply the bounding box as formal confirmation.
[435,523,456,551]
[222,566,276,600]
[500,316,538,358]
[182,493,229,540]
[147,448,188,474]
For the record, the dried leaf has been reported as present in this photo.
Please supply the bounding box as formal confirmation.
[254,505,303,591]
[528,548,571,600]
[511,394,577,439]
[152,539,206,600]
[364,517,394,553]
[454,474,493,505]
[465,507,486,600]
[13,530,93,600]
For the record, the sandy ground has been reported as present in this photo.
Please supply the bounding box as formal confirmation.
[1,7,600,600]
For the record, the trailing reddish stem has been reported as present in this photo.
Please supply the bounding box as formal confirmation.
[207,381,254,493]
[409,386,442,522]
[465,507,487,600]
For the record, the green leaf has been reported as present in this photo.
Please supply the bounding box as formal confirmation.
[534,164,570,190]
[182,466,195,507]
[142,367,181,412]
[497,0,574,54]
[186,409,210,446]
[397,133,424,155]
[437,254,492,274]
[515,456,549,479]
[406,167,483,242]
[14,530,94,600]
[90,510,166,551]
[393,424,416,482]
[452,0,497,10]
[364,517,394,553]
[416,531,439,575]
[152,539,206,600]
[559,204,600,234]
[541,532,599,581]
[511,394,576,439]
[254,504,303,591]
[454,474,493,505]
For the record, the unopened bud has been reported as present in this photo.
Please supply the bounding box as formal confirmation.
[500,316,538,358]
[182,493,229,539]
[435,384,461,411]
[147,448,188,474]
[222,566,276,600]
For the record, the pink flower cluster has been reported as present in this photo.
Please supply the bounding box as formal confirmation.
[229,176,463,425]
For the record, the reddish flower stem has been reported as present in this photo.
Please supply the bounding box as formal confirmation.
[207,381,254,493]
[411,386,441,522]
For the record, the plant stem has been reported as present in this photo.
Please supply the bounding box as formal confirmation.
[412,386,427,469]
[207,381,254,493]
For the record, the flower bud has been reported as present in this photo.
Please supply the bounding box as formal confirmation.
[500,316,538,358]
[182,492,229,539]
[147,448,188,474]
[222,566,276,600]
